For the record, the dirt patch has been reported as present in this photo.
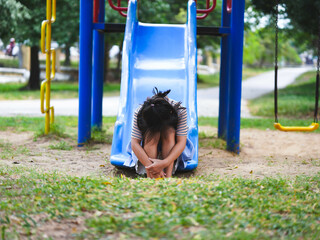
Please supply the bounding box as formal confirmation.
[0,128,319,179]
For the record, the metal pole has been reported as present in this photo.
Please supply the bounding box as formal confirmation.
[218,0,231,140]
[226,0,245,153]
[78,0,94,145]
[92,0,106,129]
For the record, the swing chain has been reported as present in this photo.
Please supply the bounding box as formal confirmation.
[274,0,279,123]
[318,15,320,74]
[314,14,320,123]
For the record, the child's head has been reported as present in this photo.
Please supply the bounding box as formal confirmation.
[137,88,183,142]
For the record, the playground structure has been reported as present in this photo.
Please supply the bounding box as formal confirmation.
[77,0,245,159]
[39,0,319,172]
[40,0,246,170]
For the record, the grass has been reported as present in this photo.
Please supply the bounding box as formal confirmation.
[0,116,318,135]
[0,141,30,159]
[48,140,73,151]
[39,59,79,68]
[0,81,121,100]
[0,66,318,239]
[0,116,117,146]
[0,67,270,100]
[0,59,79,69]
[198,117,320,132]
[249,71,319,119]
[0,58,19,68]
[197,73,220,88]
[198,131,226,149]
[197,67,272,88]
[0,166,319,239]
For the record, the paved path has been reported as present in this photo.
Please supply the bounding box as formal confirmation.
[0,67,312,118]
[197,67,313,117]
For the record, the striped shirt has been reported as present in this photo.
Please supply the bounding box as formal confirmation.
[131,98,188,141]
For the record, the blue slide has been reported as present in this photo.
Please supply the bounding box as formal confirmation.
[110,0,198,171]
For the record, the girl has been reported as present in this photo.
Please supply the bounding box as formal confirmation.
[125,88,194,178]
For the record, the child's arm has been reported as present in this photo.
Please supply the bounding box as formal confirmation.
[146,135,187,173]
[131,138,153,167]
[131,138,166,178]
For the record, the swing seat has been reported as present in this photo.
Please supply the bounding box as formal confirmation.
[274,122,319,132]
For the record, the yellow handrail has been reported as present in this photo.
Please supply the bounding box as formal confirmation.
[274,122,319,132]
[40,0,56,134]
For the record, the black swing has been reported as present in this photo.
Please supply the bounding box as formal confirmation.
[273,1,319,132]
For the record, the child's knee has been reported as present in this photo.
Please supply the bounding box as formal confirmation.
[144,132,160,147]
[161,127,176,145]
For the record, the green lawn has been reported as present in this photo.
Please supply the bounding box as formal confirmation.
[0,116,319,135]
[1,166,319,239]
[0,82,120,100]
[198,67,272,88]
[249,71,318,120]
[0,67,271,100]
[0,59,80,69]
[0,58,19,68]
[0,113,319,238]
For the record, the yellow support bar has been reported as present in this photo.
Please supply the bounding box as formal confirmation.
[274,122,319,132]
[51,49,56,79]
[40,80,47,113]
[51,0,56,22]
[40,20,48,53]
[40,0,56,134]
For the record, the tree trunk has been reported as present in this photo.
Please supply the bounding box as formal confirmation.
[64,45,71,66]
[104,39,110,83]
[258,57,265,68]
[23,45,40,90]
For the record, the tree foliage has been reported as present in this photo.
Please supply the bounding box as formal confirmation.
[107,0,222,56]
[10,0,81,88]
[0,0,28,43]
[250,0,320,49]
[243,27,301,67]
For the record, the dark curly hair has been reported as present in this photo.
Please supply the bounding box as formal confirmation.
[137,87,185,144]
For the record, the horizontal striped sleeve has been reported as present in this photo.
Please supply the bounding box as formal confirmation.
[131,110,143,140]
[176,108,188,136]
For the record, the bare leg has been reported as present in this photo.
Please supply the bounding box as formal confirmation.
[161,127,176,178]
[143,132,160,178]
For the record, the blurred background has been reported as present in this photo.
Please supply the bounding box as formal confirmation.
[0,0,319,92]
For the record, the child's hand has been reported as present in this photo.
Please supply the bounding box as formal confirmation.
[146,158,167,177]
[146,168,166,179]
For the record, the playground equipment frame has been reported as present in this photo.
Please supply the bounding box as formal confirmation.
[77,0,245,154]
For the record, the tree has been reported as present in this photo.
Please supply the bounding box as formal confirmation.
[250,0,320,51]
[243,27,301,67]
[7,0,80,89]
[13,0,45,90]
[0,0,28,43]
[54,1,79,66]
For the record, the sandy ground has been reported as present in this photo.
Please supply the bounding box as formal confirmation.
[1,127,319,179]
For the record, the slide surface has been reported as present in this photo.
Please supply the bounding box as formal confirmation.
[110,0,198,171]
